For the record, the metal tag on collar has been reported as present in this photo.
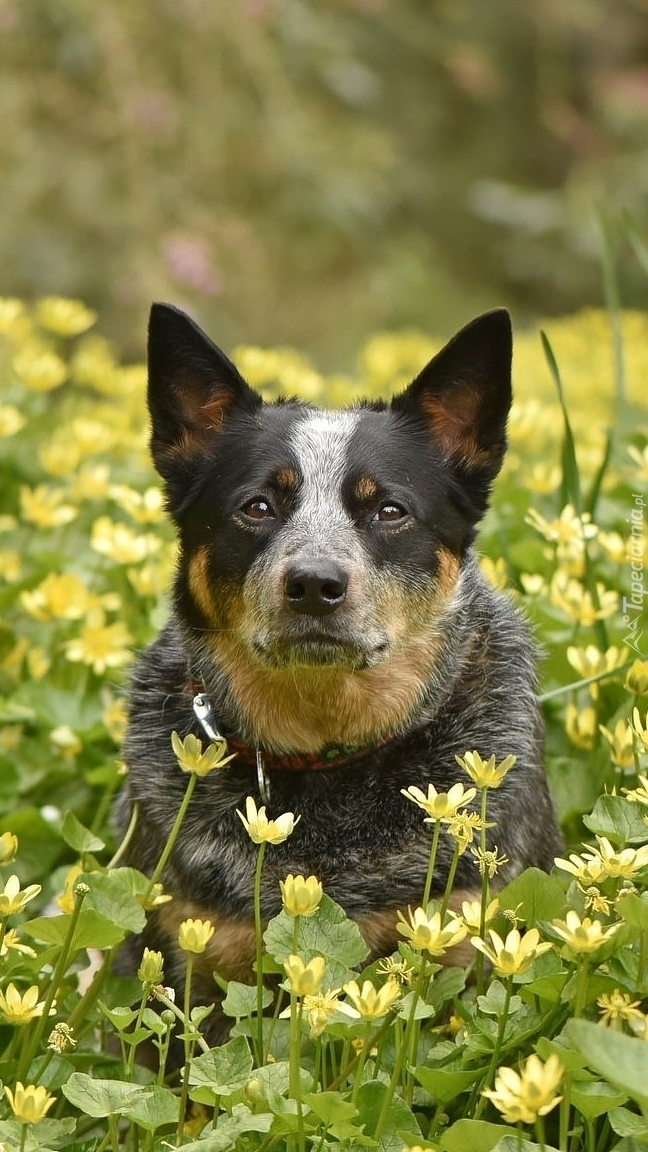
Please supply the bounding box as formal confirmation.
[256,749,271,804]
[192,693,223,744]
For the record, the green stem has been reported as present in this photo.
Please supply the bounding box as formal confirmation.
[374,964,427,1139]
[422,820,442,908]
[254,840,268,1067]
[67,946,115,1032]
[350,1024,373,1105]
[126,985,150,1076]
[107,801,138,869]
[19,885,88,1077]
[574,960,590,1017]
[475,788,491,996]
[151,987,210,1054]
[289,996,305,1152]
[474,979,513,1118]
[176,953,196,1146]
[440,842,461,920]
[144,773,198,901]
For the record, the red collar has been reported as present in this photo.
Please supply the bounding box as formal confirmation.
[188,676,394,772]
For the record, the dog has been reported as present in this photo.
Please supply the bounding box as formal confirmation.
[115,303,562,1035]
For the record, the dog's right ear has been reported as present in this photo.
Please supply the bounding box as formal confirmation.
[147,303,261,484]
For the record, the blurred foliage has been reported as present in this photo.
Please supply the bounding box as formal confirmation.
[0,0,648,363]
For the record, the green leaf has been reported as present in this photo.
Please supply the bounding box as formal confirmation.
[175,1106,273,1152]
[62,1073,152,1117]
[498,868,567,925]
[61,810,105,854]
[264,894,369,989]
[303,1092,366,1142]
[567,1019,648,1112]
[609,1105,648,1139]
[415,1064,482,1104]
[221,980,273,1018]
[571,1079,627,1120]
[618,893,648,932]
[24,909,126,949]
[440,1119,518,1152]
[123,1085,180,1132]
[355,1081,421,1152]
[583,796,648,845]
[188,1036,253,1103]
[84,868,148,933]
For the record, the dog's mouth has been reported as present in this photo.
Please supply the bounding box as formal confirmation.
[252,628,390,669]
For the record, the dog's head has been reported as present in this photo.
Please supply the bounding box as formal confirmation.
[147,304,512,748]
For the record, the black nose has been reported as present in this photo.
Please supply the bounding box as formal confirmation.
[283,563,348,615]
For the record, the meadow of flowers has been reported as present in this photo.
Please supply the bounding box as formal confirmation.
[0,296,647,1152]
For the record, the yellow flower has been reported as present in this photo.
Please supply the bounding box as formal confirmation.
[482,1053,563,1125]
[599,719,635,770]
[103,697,128,744]
[594,835,648,880]
[565,704,597,750]
[91,515,160,564]
[236,796,300,845]
[20,484,77,529]
[0,297,25,332]
[13,345,67,392]
[627,661,648,696]
[550,573,618,626]
[178,918,215,954]
[140,882,172,910]
[27,646,51,680]
[4,1082,56,1124]
[70,463,112,501]
[471,846,509,878]
[0,404,26,437]
[0,983,54,1025]
[55,864,84,913]
[400,781,476,822]
[0,549,21,582]
[48,1023,77,1054]
[64,613,133,675]
[524,463,561,495]
[480,556,509,590]
[583,887,612,916]
[598,530,627,564]
[283,954,326,996]
[623,773,648,808]
[39,438,83,477]
[50,725,82,758]
[280,874,323,918]
[0,930,36,959]
[446,810,486,853]
[455,750,517,789]
[597,989,645,1030]
[554,848,607,885]
[471,927,552,976]
[302,988,352,1038]
[36,296,97,336]
[396,907,468,955]
[0,874,41,915]
[0,831,18,865]
[343,977,401,1020]
[376,956,415,985]
[526,504,597,546]
[632,708,648,753]
[550,910,621,955]
[110,484,166,524]
[460,897,500,934]
[138,948,165,984]
[20,572,95,622]
[171,730,235,776]
[520,573,548,597]
[566,645,626,698]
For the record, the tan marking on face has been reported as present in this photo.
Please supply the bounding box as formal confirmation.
[354,476,379,502]
[274,466,300,493]
[421,387,492,469]
[157,900,257,983]
[187,552,247,635]
[209,548,461,752]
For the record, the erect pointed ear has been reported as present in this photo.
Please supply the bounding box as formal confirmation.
[391,309,512,482]
[147,303,261,482]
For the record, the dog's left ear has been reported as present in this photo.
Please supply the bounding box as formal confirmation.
[391,309,512,483]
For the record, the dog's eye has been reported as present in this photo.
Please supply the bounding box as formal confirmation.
[374,502,408,523]
[240,498,276,521]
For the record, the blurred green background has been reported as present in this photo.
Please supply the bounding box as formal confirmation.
[1,0,647,364]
